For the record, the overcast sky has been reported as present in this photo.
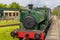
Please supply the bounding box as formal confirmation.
[0,0,60,9]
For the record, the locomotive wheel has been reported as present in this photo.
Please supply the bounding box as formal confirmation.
[34,34,40,40]
[10,32,16,37]
[23,16,36,29]
[19,38,23,40]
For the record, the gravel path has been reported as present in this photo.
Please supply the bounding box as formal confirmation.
[45,16,60,40]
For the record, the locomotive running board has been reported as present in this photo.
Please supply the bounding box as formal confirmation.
[43,19,52,38]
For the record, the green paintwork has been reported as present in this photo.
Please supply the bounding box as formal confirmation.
[20,8,51,30]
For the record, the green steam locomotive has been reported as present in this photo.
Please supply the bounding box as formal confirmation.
[11,4,52,40]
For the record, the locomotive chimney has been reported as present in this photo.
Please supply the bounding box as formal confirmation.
[28,4,33,9]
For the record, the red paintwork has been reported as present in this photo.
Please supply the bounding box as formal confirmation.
[15,31,44,40]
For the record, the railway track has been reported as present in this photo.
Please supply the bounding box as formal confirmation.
[0,24,19,27]
[45,16,60,40]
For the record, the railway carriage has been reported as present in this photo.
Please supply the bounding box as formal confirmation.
[11,4,52,40]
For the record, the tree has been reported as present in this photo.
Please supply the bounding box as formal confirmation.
[0,3,7,8]
[9,2,21,9]
[52,9,57,15]
[0,2,21,9]
[43,5,48,8]
[52,6,60,15]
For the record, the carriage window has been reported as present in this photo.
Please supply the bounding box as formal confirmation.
[13,13,15,16]
[16,13,18,16]
[5,13,8,16]
[9,13,11,16]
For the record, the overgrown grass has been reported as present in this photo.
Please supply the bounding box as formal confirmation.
[0,26,19,40]
[0,20,20,25]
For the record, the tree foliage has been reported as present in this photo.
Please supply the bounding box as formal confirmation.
[0,3,7,8]
[43,5,48,8]
[52,9,57,15]
[9,2,21,9]
[0,2,21,9]
[52,6,60,15]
